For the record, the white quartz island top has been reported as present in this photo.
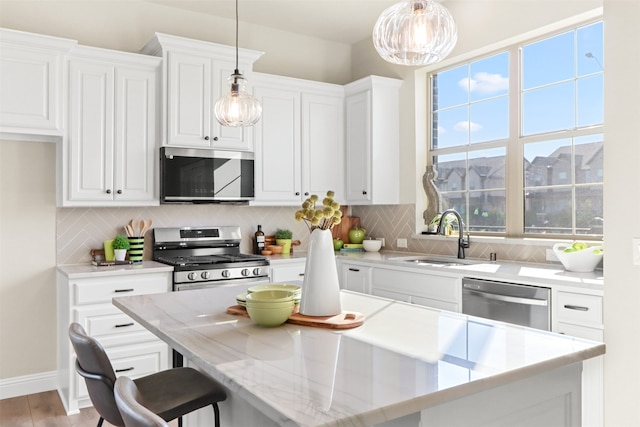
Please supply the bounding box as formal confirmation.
[113,285,604,427]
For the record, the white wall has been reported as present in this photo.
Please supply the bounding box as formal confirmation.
[603,1,640,425]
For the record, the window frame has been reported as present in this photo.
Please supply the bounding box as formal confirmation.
[421,14,603,240]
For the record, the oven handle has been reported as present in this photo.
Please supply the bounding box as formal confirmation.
[174,277,270,291]
[464,289,548,306]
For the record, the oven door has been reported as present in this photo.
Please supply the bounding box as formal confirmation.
[173,276,270,292]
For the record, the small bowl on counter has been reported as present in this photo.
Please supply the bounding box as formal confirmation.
[266,245,284,254]
[363,239,382,252]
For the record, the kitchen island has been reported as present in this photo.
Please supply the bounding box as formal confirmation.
[113,285,604,427]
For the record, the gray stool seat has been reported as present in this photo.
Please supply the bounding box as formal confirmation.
[69,322,226,427]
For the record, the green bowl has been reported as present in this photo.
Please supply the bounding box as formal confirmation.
[246,301,294,327]
[245,289,295,303]
[248,284,301,296]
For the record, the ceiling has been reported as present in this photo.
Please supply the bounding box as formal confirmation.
[147,0,401,45]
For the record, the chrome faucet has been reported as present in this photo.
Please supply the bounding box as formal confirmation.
[436,209,470,259]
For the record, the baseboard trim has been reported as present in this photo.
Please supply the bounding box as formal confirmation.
[0,370,57,399]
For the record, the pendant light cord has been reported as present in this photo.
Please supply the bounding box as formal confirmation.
[234,0,239,73]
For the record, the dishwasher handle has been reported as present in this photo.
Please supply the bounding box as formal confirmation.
[464,289,549,307]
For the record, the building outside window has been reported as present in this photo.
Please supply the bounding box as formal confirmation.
[428,20,603,238]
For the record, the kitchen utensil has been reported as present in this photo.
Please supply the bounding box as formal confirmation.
[130,219,140,237]
[141,219,152,236]
[125,224,134,237]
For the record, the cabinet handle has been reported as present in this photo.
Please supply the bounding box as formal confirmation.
[362,190,367,195]
[114,288,135,293]
[304,192,309,196]
[348,268,360,272]
[204,136,210,140]
[295,192,300,196]
[115,367,135,373]
[115,322,134,328]
[106,189,112,194]
[213,136,218,141]
[564,304,589,311]
[298,273,305,276]
[116,189,122,194]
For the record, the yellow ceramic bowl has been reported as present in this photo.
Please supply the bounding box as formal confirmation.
[246,301,294,327]
[248,284,301,295]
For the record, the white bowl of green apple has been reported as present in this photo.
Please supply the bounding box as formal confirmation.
[552,242,603,273]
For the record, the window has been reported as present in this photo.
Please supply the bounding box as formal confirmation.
[429,20,603,237]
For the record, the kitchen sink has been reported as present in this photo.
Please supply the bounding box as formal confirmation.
[387,256,475,267]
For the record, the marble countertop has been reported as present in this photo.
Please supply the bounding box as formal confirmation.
[269,250,603,292]
[113,284,605,427]
[57,261,173,278]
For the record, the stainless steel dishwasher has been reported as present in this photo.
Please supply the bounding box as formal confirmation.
[462,277,551,331]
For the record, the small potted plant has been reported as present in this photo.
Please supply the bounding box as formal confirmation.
[112,235,131,261]
[275,229,293,254]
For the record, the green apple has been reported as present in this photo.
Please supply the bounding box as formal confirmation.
[563,247,576,253]
[572,242,588,251]
[333,238,344,251]
[348,227,366,244]
[593,249,603,255]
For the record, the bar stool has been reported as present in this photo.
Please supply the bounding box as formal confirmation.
[68,322,226,427]
[115,376,169,427]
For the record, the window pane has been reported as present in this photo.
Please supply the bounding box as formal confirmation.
[524,187,573,234]
[524,139,572,187]
[469,148,505,189]
[523,31,574,89]
[578,22,604,76]
[576,186,604,235]
[434,153,466,191]
[575,134,603,184]
[440,192,466,217]
[468,52,509,102]
[522,82,574,135]
[433,106,469,149]
[433,65,469,110]
[469,190,506,233]
[577,74,603,127]
[470,97,509,143]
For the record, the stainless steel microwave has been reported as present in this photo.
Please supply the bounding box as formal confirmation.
[160,147,254,204]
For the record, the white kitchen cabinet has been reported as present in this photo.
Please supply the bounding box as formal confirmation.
[0,29,76,140]
[553,290,604,427]
[372,266,461,312]
[252,73,344,205]
[59,46,160,206]
[344,76,402,205]
[56,266,171,414]
[141,33,262,151]
[339,262,372,294]
[269,258,306,282]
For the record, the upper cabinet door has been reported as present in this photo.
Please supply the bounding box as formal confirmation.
[345,90,371,203]
[166,51,211,147]
[252,82,301,203]
[113,66,158,202]
[67,60,115,202]
[0,29,75,138]
[302,92,344,201]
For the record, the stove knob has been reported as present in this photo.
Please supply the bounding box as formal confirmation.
[187,272,197,281]
[201,271,211,280]
[241,268,250,277]
[253,268,262,276]
[221,270,231,278]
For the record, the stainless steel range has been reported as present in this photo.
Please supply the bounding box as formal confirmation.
[153,226,270,291]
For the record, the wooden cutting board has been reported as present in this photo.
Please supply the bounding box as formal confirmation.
[226,305,364,329]
[331,206,360,244]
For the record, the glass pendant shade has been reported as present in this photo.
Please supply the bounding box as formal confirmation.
[373,0,458,66]
[214,71,262,127]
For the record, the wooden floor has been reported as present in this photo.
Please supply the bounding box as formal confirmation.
[0,391,178,427]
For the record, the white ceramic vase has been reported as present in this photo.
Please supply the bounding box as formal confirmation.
[299,228,342,316]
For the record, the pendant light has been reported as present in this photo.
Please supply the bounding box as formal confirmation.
[214,0,262,127]
[373,0,457,66]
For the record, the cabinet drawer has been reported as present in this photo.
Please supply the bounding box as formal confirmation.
[270,264,306,282]
[74,306,156,347]
[556,292,603,327]
[74,274,169,305]
[373,268,460,302]
[556,322,603,341]
[411,295,459,313]
[74,341,169,401]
